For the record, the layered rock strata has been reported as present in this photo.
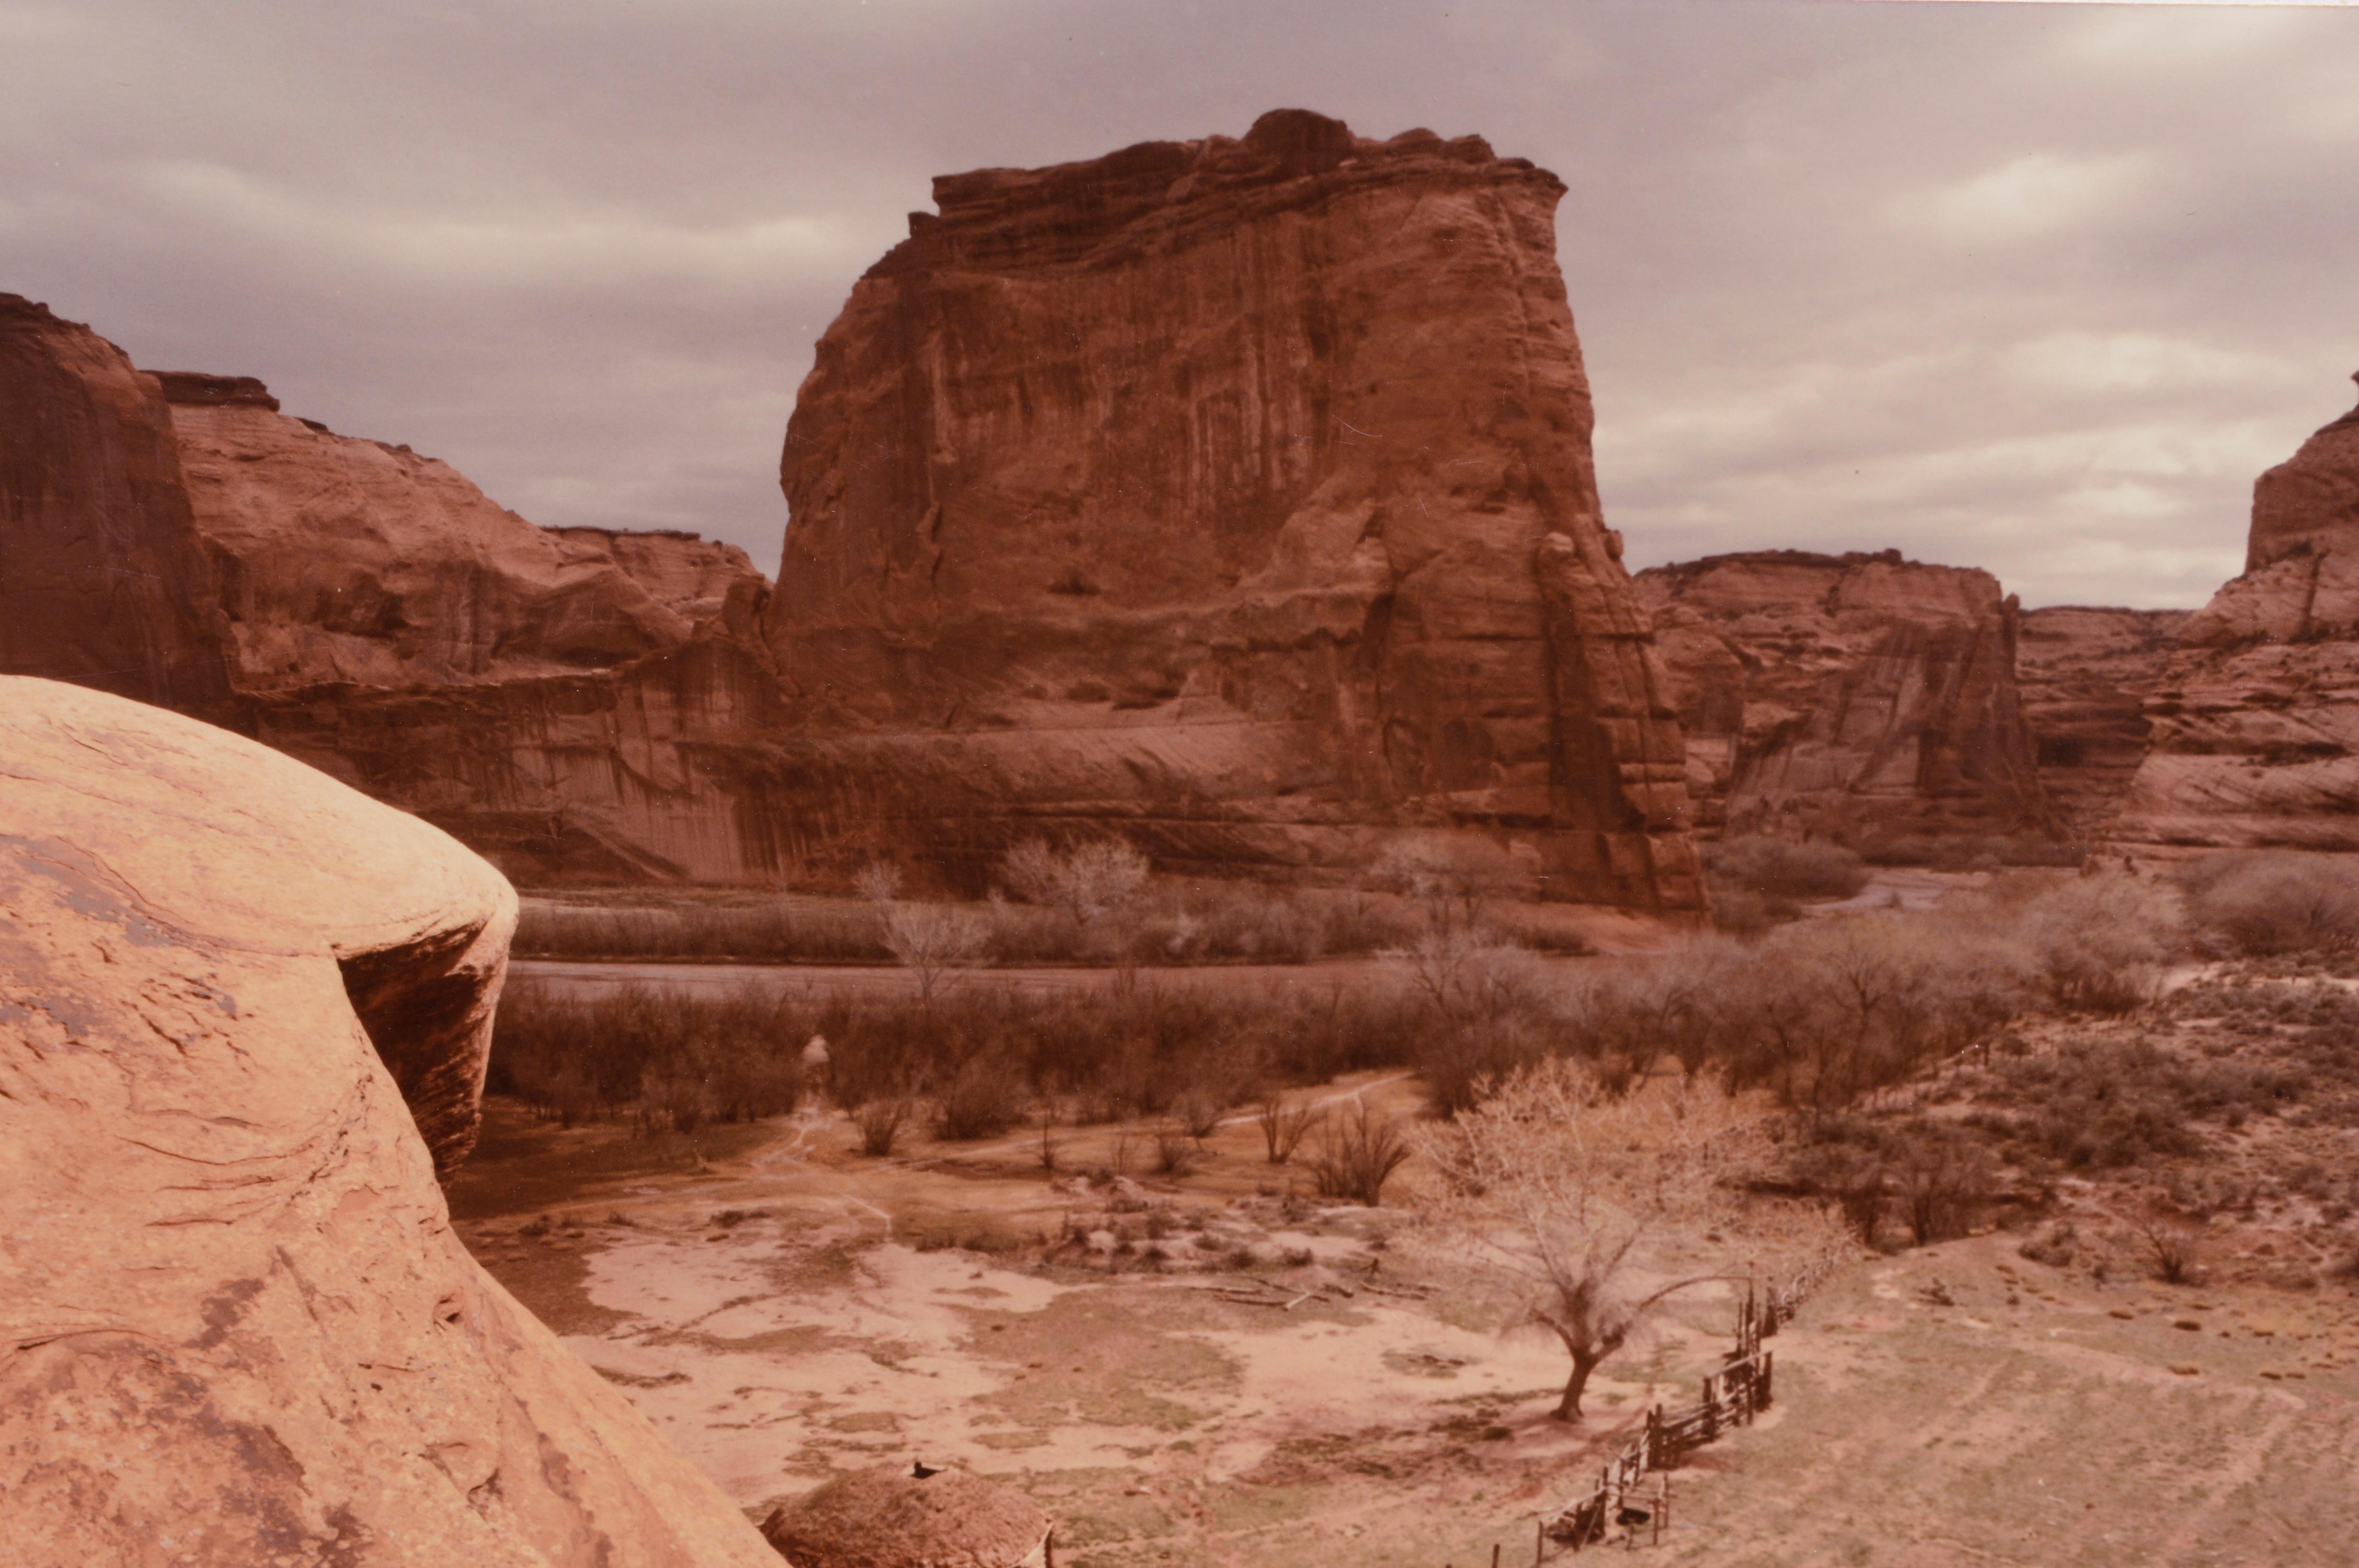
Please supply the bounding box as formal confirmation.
[2110,379,2359,852]
[0,675,776,1567]
[768,109,1701,908]
[0,296,233,709]
[2015,605,2190,840]
[1631,550,2053,846]
[162,374,764,691]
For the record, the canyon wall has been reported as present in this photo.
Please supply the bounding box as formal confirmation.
[768,109,1702,908]
[2109,379,2359,854]
[1631,550,2053,848]
[2015,604,2189,841]
[162,372,763,692]
[0,296,233,710]
[0,675,777,1567]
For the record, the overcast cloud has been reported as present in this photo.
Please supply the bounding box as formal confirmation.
[4,1,2353,608]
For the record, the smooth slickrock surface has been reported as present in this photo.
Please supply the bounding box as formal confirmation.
[0,296,233,710]
[2015,605,2190,840]
[164,376,762,690]
[1630,550,2052,846]
[766,109,1700,908]
[0,675,777,1568]
[2110,380,2359,853]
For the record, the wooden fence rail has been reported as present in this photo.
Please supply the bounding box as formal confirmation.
[1531,1253,1841,1558]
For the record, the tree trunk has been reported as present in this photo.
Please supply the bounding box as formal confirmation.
[1553,1348,1604,1422]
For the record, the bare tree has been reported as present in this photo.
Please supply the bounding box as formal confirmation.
[1001,836,1149,926]
[882,902,987,1010]
[1418,1060,1834,1422]
[853,859,904,905]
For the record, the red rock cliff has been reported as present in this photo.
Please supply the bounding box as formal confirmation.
[2110,377,2359,852]
[163,377,761,691]
[1631,550,2053,849]
[0,297,233,709]
[767,110,1701,908]
[2015,605,2190,841]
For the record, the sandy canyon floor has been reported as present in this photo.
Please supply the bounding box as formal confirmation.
[449,1064,2359,1568]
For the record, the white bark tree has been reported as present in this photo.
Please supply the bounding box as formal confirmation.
[1417,1059,1833,1421]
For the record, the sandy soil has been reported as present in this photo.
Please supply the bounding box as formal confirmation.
[450,1081,1745,1567]
[1647,1236,2359,1567]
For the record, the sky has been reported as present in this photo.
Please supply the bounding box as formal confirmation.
[4,1,2354,609]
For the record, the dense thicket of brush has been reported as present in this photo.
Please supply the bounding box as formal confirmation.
[486,979,809,1133]
[513,883,1417,967]
[488,975,1430,1139]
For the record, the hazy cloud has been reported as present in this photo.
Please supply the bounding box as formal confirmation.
[4,0,2353,607]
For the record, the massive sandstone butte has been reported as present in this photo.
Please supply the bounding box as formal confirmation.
[2015,605,2190,841]
[161,370,764,691]
[0,295,233,710]
[768,109,1702,909]
[0,676,778,1568]
[1630,550,2053,847]
[2110,378,2359,852]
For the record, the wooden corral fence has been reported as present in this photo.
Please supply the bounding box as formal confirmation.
[1530,1253,1842,1558]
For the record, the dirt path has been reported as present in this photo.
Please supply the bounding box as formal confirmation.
[1641,1236,2359,1566]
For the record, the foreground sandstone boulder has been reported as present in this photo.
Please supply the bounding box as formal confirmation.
[767,109,1702,909]
[1631,550,2052,848]
[0,676,776,1567]
[0,296,233,710]
[2110,378,2359,853]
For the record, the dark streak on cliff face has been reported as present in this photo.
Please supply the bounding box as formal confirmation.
[768,109,1702,909]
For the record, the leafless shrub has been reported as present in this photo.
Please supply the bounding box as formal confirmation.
[852,860,904,904]
[2182,850,2359,957]
[1308,1099,1413,1206]
[1890,1128,1998,1247]
[1153,1125,1199,1178]
[1256,1094,1323,1164]
[2017,872,2175,1014]
[934,1058,1024,1140]
[2129,1210,2201,1284]
[853,1098,912,1158]
[1001,836,1150,925]
[1175,1089,1225,1142]
[1707,837,1871,901]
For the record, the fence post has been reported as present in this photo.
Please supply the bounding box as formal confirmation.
[1701,1375,1719,1442]
[1760,1348,1773,1411]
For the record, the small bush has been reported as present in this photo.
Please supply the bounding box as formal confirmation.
[854,1098,912,1158]
[1308,1100,1413,1206]
[935,1058,1025,1140]
[1154,1126,1200,1178]
[1255,1095,1322,1164]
